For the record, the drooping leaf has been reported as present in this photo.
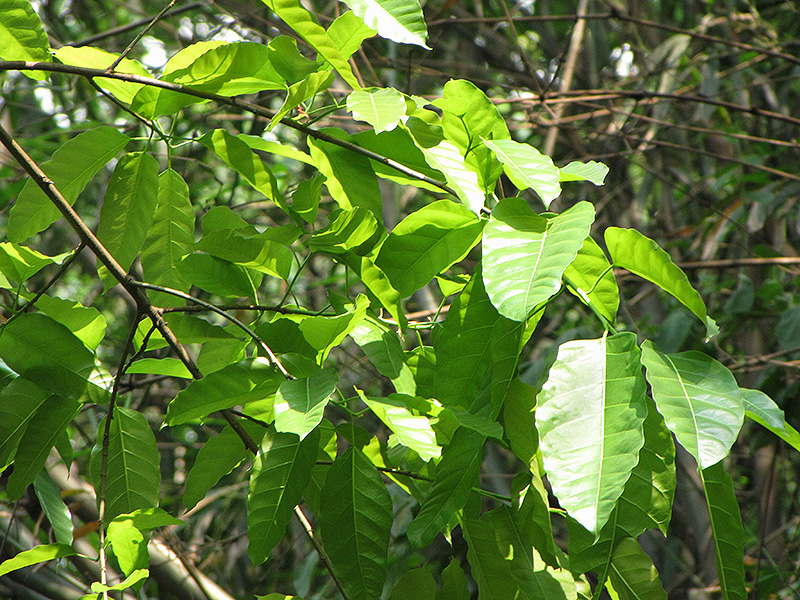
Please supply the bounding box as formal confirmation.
[641,341,744,469]
[8,127,129,242]
[274,368,338,439]
[198,129,283,207]
[0,243,69,284]
[327,11,376,59]
[406,428,484,548]
[90,569,149,593]
[0,0,51,79]
[196,228,294,281]
[6,395,80,500]
[376,200,484,298]
[341,0,429,48]
[700,462,747,600]
[347,87,407,133]
[259,0,360,88]
[269,69,335,128]
[349,320,414,392]
[740,387,800,451]
[248,428,320,563]
[320,447,393,600]
[482,198,594,322]
[308,129,383,220]
[0,313,94,398]
[537,333,647,536]
[103,407,161,523]
[512,467,559,568]
[605,228,718,339]
[564,236,619,324]
[484,139,561,207]
[166,360,283,426]
[308,207,382,256]
[141,169,195,306]
[33,470,74,546]
[31,295,106,352]
[96,152,160,279]
[359,391,441,461]
[54,46,149,103]
[0,378,49,470]
[0,544,78,578]
[267,36,321,84]
[559,160,610,185]
[608,538,668,600]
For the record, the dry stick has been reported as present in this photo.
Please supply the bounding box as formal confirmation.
[107,0,180,71]
[0,61,456,198]
[0,124,350,600]
[543,0,588,157]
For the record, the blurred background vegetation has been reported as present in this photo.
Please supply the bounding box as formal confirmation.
[1,0,799,598]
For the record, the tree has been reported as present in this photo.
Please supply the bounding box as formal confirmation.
[1,0,798,599]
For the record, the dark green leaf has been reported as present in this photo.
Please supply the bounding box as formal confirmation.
[178,253,254,298]
[34,470,74,546]
[389,567,437,600]
[196,228,294,281]
[608,538,668,600]
[183,425,250,510]
[0,377,49,470]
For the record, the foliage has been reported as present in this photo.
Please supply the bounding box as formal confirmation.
[1,1,799,599]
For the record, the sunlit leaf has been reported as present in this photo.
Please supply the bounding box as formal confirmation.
[0,242,68,284]
[8,127,129,242]
[359,391,441,461]
[320,447,393,600]
[308,207,382,256]
[328,11,376,58]
[196,228,294,281]
[407,428,484,548]
[700,462,747,600]
[376,200,484,298]
[741,387,800,451]
[564,236,619,324]
[605,228,718,339]
[482,198,594,321]
[641,341,743,469]
[341,0,429,48]
[484,139,561,207]
[55,46,149,102]
[347,87,407,133]
[559,160,609,185]
[126,358,192,378]
[0,544,77,578]
[0,0,51,79]
[248,429,320,563]
[537,333,647,535]
[31,295,106,352]
[349,320,414,392]
[274,368,338,439]
[91,569,149,593]
[270,69,335,128]
[608,538,668,600]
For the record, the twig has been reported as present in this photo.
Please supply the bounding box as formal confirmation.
[108,0,181,71]
[73,2,204,47]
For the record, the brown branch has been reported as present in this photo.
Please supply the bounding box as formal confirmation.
[0,61,456,198]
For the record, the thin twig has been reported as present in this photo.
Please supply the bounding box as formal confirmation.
[107,0,180,71]
[73,2,204,47]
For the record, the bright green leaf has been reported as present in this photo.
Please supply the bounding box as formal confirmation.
[328,11,376,59]
[559,160,609,185]
[308,207,382,256]
[0,0,51,79]
[8,127,129,242]
[196,228,294,281]
[55,46,149,102]
[347,87,407,133]
[741,387,800,451]
[178,254,254,299]
[484,139,561,207]
[32,295,106,352]
[0,242,68,283]
[274,368,338,439]
[349,320,414,392]
[359,391,441,461]
[0,544,77,578]
[91,569,149,593]
[482,198,594,321]
[341,0,429,48]
[126,358,192,378]
[270,70,335,128]
[564,236,619,324]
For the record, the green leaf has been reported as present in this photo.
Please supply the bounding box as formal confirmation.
[126,358,192,378]
[270,70,335,128]
[107,509,182,577]
[484,139,561,207]
[482,198,594,322]
[0,0,51,78]
[502,379,539,466]
[8,127,129,242]
[7,395,80,500]
[0,378,49,470]
[564,236,619,324]
[349,320,414,391]
[54,46,149,103]
[308,207,382,256]
[308,129,383,221]
[196,228,294,281]
[559,160,610,185]
[341,0,429,48]
[328,12,376,59]
[274,368,338,439]
[0,544,77,578]
[34,470,74,546]
[91,569,149,593]
[97,152,160,278]
[605,228,718,339]
[406,428,484,548]
[198,129,283,207]
[389,567,437,599]
[513,468,559,569]
[259,0,360,88]
[183,425,250,510]
[0,313,95,398]
[141,170,194,307]
[178,254,254,298]
[166,361,282,426]
[239,134,315,167]
[320,447,393,600]
[0,243,68,284]
[437,558,470,600]
[103,407,161,523]
[347,87,407,133]
[741,388,800,451]
[375,200,483,298]
[641,341,744,469]
[267,36,321,84]
[338,253,405,326]
[537,333,647,535]
[247,428,320,563]
[32,295,107,352]
[608,538,668,600]
[700,462,747,600]
[359,391,441,461]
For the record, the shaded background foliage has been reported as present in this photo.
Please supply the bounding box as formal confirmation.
[1,0,799,598]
